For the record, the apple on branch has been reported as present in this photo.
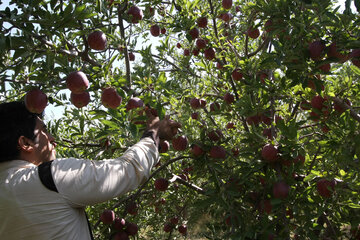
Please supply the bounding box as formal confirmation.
[188,27,200,40]
[70,91,90,108]
[316,178,336,198]
[222,0,233,9]
[261,144,279,162]
[66,71,89,94]
[101,87,122,109]
[154,178,169,191]
[99,209,115,224]
[24,88,48,114]
[150,24,160,37]
[272,181,290,199]
[172,135,188,151]
[126,97,144,111]
[197,16,208,28]
[127,5,143,23]
[87,30,107,50]
[159,140,170,153]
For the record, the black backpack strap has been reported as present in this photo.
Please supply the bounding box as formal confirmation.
[37,160,94,240]
[38,160,58,193]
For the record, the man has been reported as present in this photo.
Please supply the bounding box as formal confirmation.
[0,101,181,240]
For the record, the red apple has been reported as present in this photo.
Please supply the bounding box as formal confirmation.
[114,218,126,230]
[200,99,207,108]
[176,42,182,48]
[192,48,200,56]
[178,224,187,236]
[183,48,190,56]
[261,199,272,214]
[273,181,290,199]
[222,0,232,9]
[196,38,207,49]
[223,92,234,104]
[154,178,169,191]
[163,222,173,232]
[220,12,232,22]
[87,30,107,50]
[101,87,122,109]
[188,27,200,40]
[126,97,144,111]
[319,63,331,72]
[170,216,179,225]
[316,178,336,198]
[231,69,243,81]
[127,5,143,23]
[321,124,330,133]
[128,52,135,61]
[309,40,326,61]
[191,144,205,157]
[327,42,348,62]
[24,88,48,114]
[197,16,208,28]
[159,140,170,153]
[210,102,220,112]
[258,72,268,84]
[191,112,199,120]
[70,91,90,108]
[246,114,261,126]
[352,58,360,67]
[150,24,160,37]
[226,122,235,129]
[293,154,305,164]
[113,231,129,240]
[247,27,260,39]
[190,97,201,109]
[209,146,226,159]
[309,111,320,122]
[125,222,138,236]
[204,47,216,60]
[261,144,278,162]
[126,202,138,215]
[232,148,239,156]
[100,209,115,224]
[66,71,89,93]
[172,135,188,151]
[262,128,274,139]
[264,19,273,32]
[261,113,272,125]
[160,28,166,34]
[208,129,223,141]
[311,95,325,110]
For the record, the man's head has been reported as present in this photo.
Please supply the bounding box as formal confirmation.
[0,101,56,165]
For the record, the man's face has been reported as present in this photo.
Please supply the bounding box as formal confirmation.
[33,117,57,163]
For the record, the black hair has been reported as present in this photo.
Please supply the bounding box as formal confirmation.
[0,101,42,162]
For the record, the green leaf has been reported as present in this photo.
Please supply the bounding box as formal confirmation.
[101,120,119,129]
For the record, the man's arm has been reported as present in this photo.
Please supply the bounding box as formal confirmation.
[51,110,181,207]
[52,137,159,207]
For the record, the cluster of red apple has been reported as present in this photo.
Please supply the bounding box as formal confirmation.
[163,218,187,236]
[308,39,360,72]
[150,24,167,37]
[99,209,139,240]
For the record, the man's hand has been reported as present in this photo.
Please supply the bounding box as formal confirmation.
[145,108,181,141]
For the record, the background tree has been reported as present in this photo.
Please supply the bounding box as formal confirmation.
[1,0,360,239]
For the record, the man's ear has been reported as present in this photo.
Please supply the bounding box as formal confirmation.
[18,136,35,153]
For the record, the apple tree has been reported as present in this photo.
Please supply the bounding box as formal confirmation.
[1,0,360,239]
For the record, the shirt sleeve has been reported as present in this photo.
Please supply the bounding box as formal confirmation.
[51,137,159,207]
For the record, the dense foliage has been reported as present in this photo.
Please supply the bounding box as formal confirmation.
[1,0,360,239]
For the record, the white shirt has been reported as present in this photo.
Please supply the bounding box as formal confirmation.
[0,137,159,240]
